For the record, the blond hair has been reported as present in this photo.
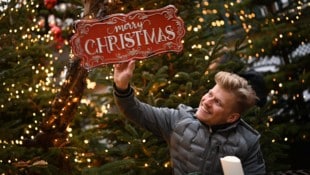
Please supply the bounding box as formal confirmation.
[215,71,258,114]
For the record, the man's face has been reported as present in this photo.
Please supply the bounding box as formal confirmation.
[195,84,240,126]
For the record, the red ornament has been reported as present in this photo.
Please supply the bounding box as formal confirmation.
[50,25,64,49]
[50,25,61,38]
[44,0,57,9]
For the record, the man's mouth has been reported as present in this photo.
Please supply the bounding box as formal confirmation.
[201,105,211,114]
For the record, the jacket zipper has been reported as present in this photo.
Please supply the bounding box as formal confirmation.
[201,126,213,174]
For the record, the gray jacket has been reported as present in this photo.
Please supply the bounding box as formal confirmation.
[114,85,266,175]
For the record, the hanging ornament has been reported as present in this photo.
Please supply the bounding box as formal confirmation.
[44,0,57,10]
[50,24,64,49]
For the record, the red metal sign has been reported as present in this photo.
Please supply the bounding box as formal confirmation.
[70,5,185,69]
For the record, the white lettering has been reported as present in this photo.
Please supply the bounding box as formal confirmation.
[96,38,110,53]
[124,33,135,48]
[119,34,125,49]
[132,31,142,46]
[85,26,178,54]
[157,28,167,42]
[107,35,121,51]
[143,28,157,45]
[165,25,176,40]
[114,21,143,33]
[85,39,97,55]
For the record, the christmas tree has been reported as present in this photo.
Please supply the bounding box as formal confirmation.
[0,0,309,174]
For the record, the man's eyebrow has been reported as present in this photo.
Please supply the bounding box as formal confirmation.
[212,91,224,105]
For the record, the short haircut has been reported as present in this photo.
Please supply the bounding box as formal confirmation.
[215,71,258,114]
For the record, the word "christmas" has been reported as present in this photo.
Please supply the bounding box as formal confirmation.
[84,25,176,55]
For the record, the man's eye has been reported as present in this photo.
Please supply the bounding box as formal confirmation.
[215,99,221,106]
[207,92,212,97]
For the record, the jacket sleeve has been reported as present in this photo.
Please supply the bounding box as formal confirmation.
[113,84,180,141]
[242,136,266,175]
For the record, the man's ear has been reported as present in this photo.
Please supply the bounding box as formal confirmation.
[227,113,240,123]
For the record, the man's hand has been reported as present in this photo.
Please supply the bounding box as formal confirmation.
[113,60,135,90]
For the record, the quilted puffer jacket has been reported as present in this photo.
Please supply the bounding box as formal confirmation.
[114,85,266,175]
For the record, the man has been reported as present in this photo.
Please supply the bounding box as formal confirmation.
[113,60,266,174]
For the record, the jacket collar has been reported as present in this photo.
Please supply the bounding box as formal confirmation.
[191,107,240,133]
[209,119,240,133]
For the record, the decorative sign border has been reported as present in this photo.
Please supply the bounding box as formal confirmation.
[70,5,185,69]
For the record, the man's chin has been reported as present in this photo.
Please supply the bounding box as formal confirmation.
[196,110,207,120]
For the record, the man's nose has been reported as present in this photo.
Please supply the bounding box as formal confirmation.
[204,96,214,106]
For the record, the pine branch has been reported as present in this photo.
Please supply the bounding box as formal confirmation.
[23,0,109,148]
